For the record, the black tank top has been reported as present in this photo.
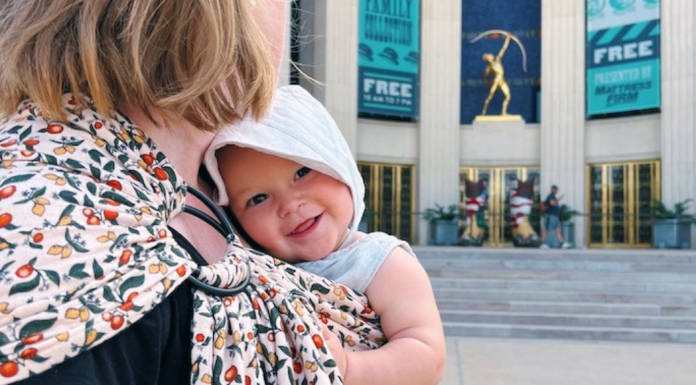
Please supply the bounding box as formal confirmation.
[20,282,193,385]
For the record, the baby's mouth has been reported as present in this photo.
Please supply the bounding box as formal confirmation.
[290,214,322,235]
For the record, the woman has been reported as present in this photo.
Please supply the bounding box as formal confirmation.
[0,1,384,383]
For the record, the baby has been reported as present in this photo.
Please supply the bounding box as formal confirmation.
[204,86,445,385]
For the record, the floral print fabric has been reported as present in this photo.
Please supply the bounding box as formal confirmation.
[0,95,384,384]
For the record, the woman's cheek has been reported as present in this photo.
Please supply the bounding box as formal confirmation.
[252,0,288,70]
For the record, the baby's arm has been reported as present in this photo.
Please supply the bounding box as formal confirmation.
[339,247,446,385]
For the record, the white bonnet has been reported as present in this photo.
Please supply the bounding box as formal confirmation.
[204,85,365,249]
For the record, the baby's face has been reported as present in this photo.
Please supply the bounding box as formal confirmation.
[217,146,353,263]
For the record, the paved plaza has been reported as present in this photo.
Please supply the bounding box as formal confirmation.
[442,337,696,385]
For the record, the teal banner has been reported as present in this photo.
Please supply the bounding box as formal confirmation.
[586,0,661,116]
[358,0,420,118]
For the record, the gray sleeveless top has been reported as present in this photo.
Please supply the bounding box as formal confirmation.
[296,232,416,294]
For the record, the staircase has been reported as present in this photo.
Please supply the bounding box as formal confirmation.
[416,247,696,344]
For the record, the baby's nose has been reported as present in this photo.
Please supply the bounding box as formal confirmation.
[280,196,305,218]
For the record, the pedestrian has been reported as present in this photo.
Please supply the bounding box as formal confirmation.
[540,185,571,248]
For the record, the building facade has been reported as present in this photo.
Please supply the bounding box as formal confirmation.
[281,0,696,249]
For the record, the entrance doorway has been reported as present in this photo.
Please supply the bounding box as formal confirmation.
[587,160,661,248]
[460,167,541,247]
[358,162,416,243]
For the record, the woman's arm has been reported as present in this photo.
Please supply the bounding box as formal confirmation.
[339,247,446,385]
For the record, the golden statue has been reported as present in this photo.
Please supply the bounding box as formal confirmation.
[481,33,512,115]
[470,30,527,120]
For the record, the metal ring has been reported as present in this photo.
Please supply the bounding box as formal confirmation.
[183,206,227,237]
[185,185,235,237]
[166,185,252,295]
[186,267,252,296]
[171,226,252,295]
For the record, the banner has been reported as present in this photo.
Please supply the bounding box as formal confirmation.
[358,0,420,118]
[586,0,661,116]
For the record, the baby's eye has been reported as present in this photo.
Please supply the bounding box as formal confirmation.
[248,194,268,207]
[295,167,311,179]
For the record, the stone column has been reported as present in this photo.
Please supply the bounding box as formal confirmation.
[540,0,587,246]
[305,0,359,153]
[661,0,696,247]
[661,1,696,216]
[277,0,292,87]
[417,0,462,245]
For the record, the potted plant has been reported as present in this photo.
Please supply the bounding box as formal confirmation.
[423,204,460,246]
[652,199,695,249]
[559,204,579,247]
[359,207,374,232]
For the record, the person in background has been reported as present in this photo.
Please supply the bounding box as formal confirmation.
[540,185,571,249]
[206,85,446,385]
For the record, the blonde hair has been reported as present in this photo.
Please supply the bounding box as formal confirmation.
[0,0,277,130]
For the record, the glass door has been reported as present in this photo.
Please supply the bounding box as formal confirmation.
[587,160,661,248]
[460,167,541,247]
[358,163,415,243]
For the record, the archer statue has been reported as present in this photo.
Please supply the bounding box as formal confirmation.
[471,30,527,117]
[481,33,512,116]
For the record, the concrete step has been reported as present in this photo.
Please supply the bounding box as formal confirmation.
[417,251,696,263]
[419,258,696,273]
[422,248,696,343]
[439,310,696,329]
[427,269,696,283]
[442,322,696,344]
[414,247,696,263]
[428,277,696,294]
[433,288,696,305]
[435,299,696,316]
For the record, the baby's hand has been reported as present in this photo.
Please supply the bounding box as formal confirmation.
[322,327,348,380]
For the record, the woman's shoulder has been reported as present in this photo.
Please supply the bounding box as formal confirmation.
[0,94,184,212]
[1,95,122,163]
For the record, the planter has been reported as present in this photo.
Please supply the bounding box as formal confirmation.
[429,220,459,246]
[542,220,574,248]
[358,219,369,233]
[562,222,575,247]
[358,211,373,233]
[653,219,692,249]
